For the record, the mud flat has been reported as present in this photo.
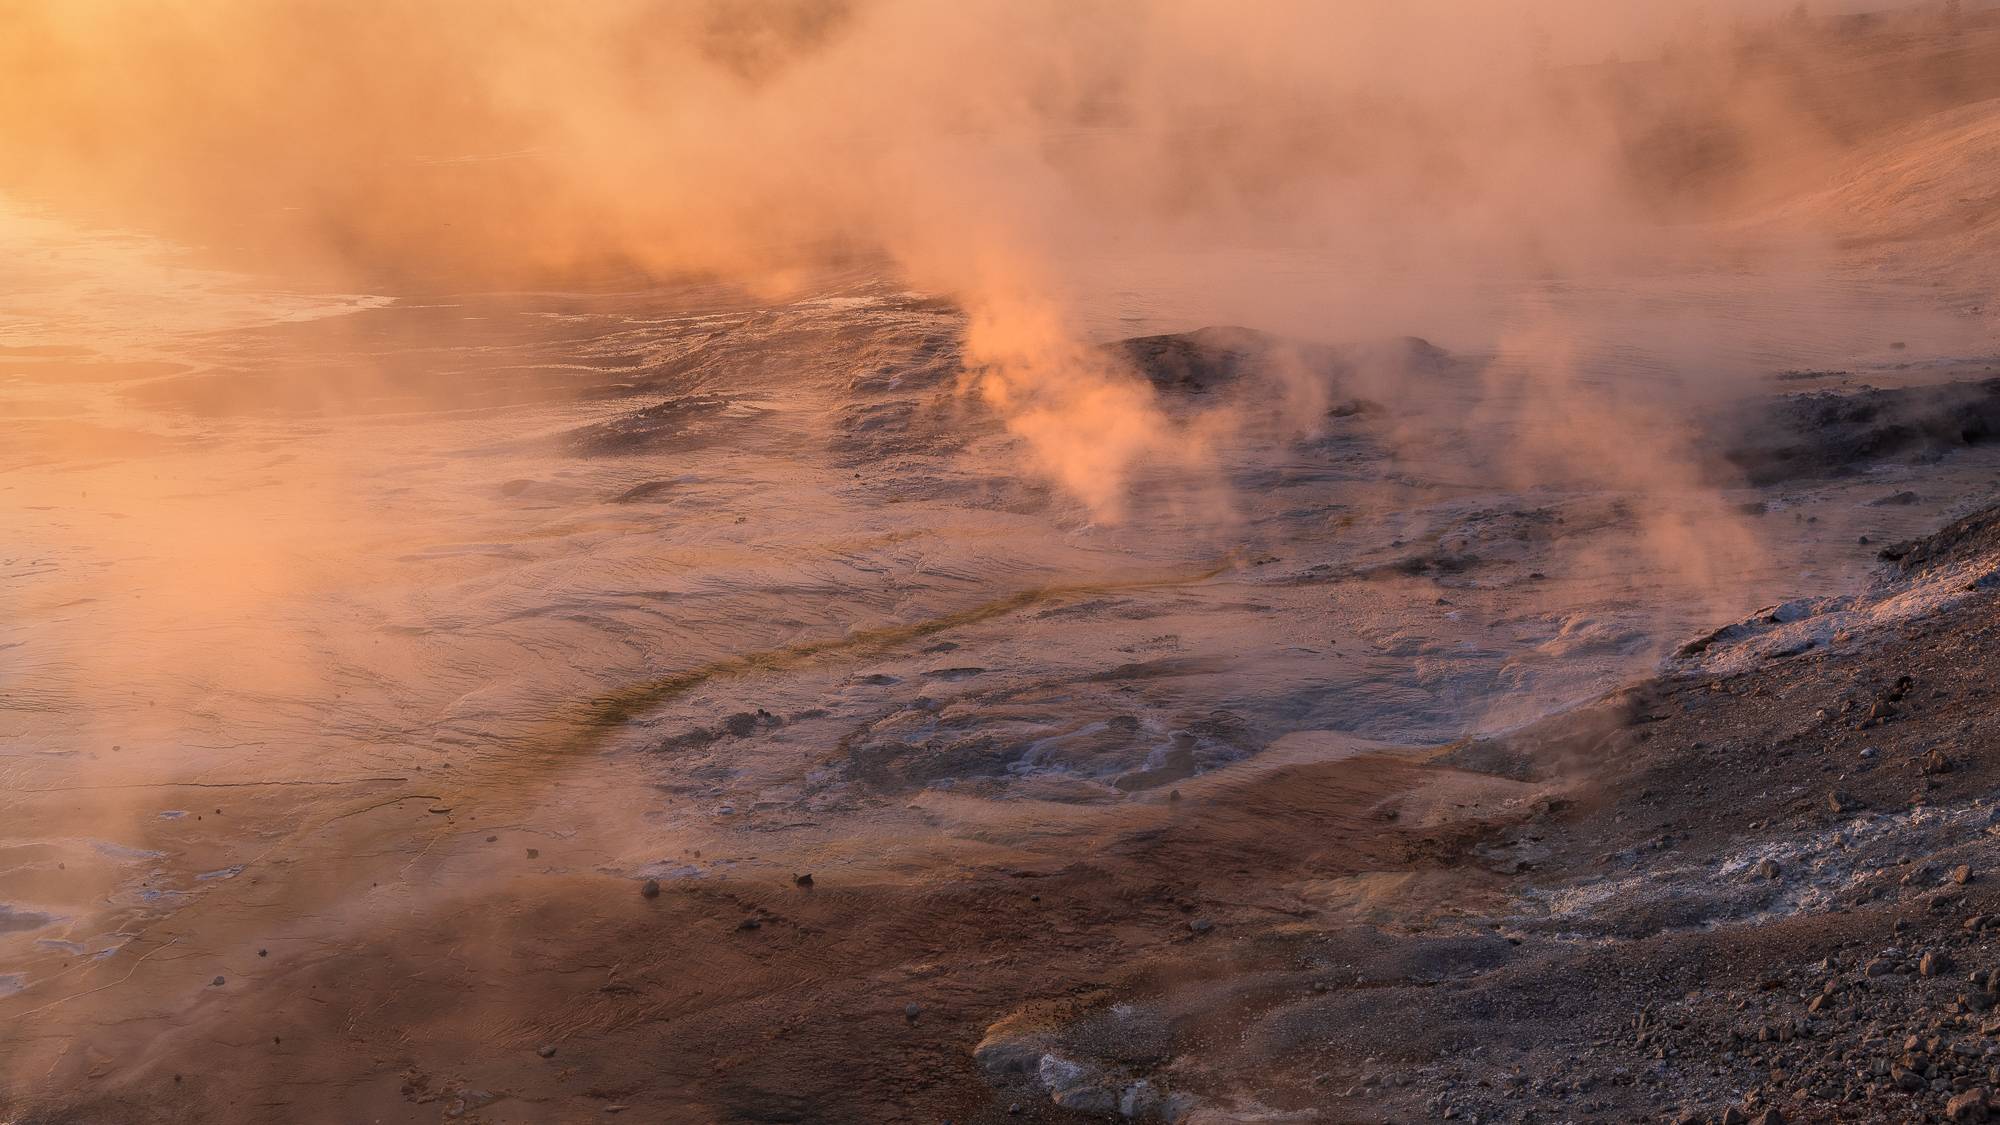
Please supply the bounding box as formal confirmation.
[6,508,1999,1125]
[7,159,2000,1125]
[2,298,2000,1123]
[4,366,1999,1124]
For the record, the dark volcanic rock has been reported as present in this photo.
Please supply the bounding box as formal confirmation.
[608,479,677,503]
[1948,1089,1993,1123]
[1721,378,2000,485]
[1879,503,2000,575]
[1108,327,1272,394]
[827,397,975,465]
[566,393,743,456]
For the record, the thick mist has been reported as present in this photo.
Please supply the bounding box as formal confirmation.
[6,1,1991,536]
[7,7,2000,1119]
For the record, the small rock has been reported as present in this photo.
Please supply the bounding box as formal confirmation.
[1828,790,1863,813]
[526,848,540,859]
[257,949,267,957]
[1957,865,1976,885]
[1947,1088,1992,1123]
[1038,1055,1090,1094]
[1721,1107,1749,1125]
[971,1030,1051,1077]
[210,975,226,987]
[1188,918,1214,934]
[904,1002,922,1021]
[537,1045,557,1059]
[1755,858,1782,880]
[794,873,814,888]
[1925,951,1956,978]
[640,878,661,899]
[1119,1079,1164,1119]
[737,917,761,931]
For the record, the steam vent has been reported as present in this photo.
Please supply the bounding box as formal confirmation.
[4,3,2000,1122]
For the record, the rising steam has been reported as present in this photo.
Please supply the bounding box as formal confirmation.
[3,0,1991,531]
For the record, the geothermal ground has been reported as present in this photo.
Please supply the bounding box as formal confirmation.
[7,12,2000,1125]
[5,253,2000,1124]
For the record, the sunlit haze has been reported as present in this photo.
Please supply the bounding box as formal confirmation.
[4,3,2000,1123]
